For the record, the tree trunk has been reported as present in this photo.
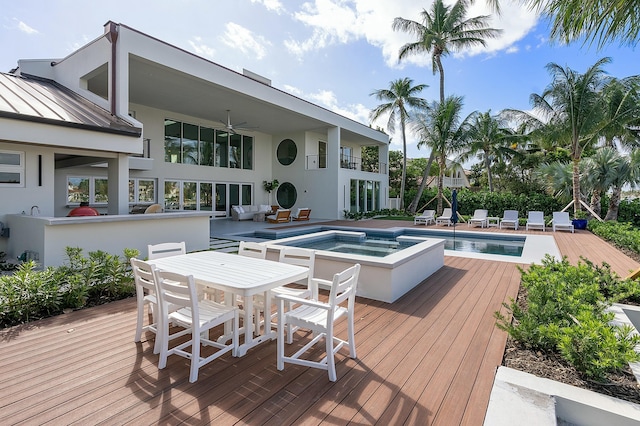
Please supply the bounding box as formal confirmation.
[485,154,493,193]
[437,155,445,215]
[400,121,407,210]
[435,55,445,103]
[407,150,436,214]
[605,185,622,221]
[572,158,581,215]
[589,189,601,217]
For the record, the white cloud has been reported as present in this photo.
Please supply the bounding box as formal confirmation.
[15,19,38,35]
[283,0,539,67]
[220,22,271,60]
[251,0,286,14]
[506,46,519,54]
[188,36,216,59]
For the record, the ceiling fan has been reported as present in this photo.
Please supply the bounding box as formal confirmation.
[217,110,257,134]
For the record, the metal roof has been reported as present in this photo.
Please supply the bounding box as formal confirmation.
[0,72,141,137]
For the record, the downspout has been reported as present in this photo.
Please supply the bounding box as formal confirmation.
[105,22,119,115]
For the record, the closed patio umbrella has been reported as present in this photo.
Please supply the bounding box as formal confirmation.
[451,189,458,250]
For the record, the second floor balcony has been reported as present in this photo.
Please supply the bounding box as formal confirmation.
[306,154,387,174]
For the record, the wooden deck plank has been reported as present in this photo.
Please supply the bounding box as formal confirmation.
[2,220,637,425]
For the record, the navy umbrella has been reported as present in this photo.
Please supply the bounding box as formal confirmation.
[451,189,458,250]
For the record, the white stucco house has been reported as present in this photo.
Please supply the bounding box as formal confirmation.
[0,21,389,266]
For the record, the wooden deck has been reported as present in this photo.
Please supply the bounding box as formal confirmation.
[1,221,637,425]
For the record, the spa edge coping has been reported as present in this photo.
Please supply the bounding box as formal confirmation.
[7,211,213,226]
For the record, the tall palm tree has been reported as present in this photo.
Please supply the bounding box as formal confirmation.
[413,95,470,214]
[583,147,621,217]
[393,0,501,104]
[605,149,640,220]
[524,0,640,48]
[529,58,610,215]
[393,0,501,213]
[370,78,428,210]
[457,110,514,192]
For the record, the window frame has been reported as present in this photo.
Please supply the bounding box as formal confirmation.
[0,150,25,187]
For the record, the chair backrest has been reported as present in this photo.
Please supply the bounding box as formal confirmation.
[131,258,157,294]
[277,209,291,220]
[553,211,570,224]
[238,241,267,259]
[423,210,435,218]
[153,269,198,320]
[441,208,452,218]
[473,209,488,219]
[503,210,518,220]
[148,242,186,260]
[278,247,315,288]
[528,211,544,222]
[295,208,311,219]
[327,263,361,320]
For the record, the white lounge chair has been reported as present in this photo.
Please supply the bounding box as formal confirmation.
[436,208,453,226]
[552,211,574,233]
[468,209,489,228]
[414,210,435,225]
[526,211,545,231]
[499,210,519,230]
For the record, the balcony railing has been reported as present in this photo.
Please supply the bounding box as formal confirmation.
[305,155,387,174]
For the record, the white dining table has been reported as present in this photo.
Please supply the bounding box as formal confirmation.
[150,250,308,356]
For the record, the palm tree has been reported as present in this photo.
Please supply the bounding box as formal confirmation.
[524,0,640,48]
[604,149,640,220]
[393,0,501,213]
[393,0,501,104]
[413,95,470,214]
[529,58,611,215]
[583,147,621,217]
[457,110,514,192]
[370,78,428,210]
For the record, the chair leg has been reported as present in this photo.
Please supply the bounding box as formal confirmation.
[326,333,337,382]
[190,327,201,383]
[277,303,285,371]
[348,313,356,358]
[134,297,144,342]
[157,314,169,369]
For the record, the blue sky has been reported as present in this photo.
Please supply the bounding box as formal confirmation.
[1,0,637,159]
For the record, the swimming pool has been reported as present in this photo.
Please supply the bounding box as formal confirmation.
[235,225,526,257]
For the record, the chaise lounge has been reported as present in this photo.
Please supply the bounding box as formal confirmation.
[267,209,291,223]
[292,208,311,221]
[468,209,488,228]
[414,210,435,225]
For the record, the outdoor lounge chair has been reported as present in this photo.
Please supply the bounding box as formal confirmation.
[499,210,519,230]
[526,211,545,231]
[552,211,574,233]
[468,209,489,228]
[436,208,453,226]
[267,209,291,223]
[292,208,311,221]
[414,210,435,225]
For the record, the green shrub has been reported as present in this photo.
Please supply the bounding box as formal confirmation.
[589,221,640,255]
[495,255,640,379]
[0,247,138,328]
[547,311,640,381]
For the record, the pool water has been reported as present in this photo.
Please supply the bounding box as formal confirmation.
[237,226,525,258]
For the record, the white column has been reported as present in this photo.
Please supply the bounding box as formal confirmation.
[107,154,130,215]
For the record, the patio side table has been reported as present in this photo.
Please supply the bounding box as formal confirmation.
[487,217,499,228]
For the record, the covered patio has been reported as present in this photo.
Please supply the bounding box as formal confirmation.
[1,221,637,424]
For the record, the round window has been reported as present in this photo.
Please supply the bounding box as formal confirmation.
[276,182,297,209]
[277,139,297,166]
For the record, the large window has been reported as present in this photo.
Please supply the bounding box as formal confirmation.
[67,176,109,205]
[0,150,24,187]
[129,179,156,204]
[350,179,380,213]
[164,180,252,212]
[164,119,253,169]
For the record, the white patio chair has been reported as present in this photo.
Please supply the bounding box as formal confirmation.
[552,211,574,233]
[436,208,453,226]
[256,247,316,336]
[526,211,545,231]
[131,258,161,353]
[414,210,435,225]
[153,269,239,383]
[276,263,360,382]
[499,210,519,230]
[237,241,268,333]
[147,242,186,260]
[468,209,489,228]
